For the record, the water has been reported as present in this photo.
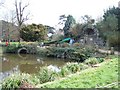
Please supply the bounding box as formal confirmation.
[0,53,72,81]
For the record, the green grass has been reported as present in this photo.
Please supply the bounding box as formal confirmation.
[0,46,3,56]
[37,56,119,88]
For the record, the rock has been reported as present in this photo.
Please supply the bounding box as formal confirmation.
[47,65,61,72]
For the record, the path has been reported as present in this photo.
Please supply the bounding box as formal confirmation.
[98,49,120,55]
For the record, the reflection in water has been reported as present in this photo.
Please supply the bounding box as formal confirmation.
[18,53,28,60]
[0,65,20,83]
[1,53,72,81]
[37,58,44,64]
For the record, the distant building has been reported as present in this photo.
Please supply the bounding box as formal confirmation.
[0,20,19,42]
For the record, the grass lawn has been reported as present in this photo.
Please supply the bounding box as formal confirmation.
[37,56,119,88]
[0,46,3,56]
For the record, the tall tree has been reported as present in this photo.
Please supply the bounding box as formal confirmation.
[96,6,120,51]
[70,15,95,39]
[70,23,85,38]
[14,0,30,42]
[96,14,118,40]
[63,15,76,38]
[103,6,120,31]
[57,14,67,31]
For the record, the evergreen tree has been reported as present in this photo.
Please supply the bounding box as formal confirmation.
[63,15,76,38]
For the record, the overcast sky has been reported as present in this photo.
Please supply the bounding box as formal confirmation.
[0,0,119,27]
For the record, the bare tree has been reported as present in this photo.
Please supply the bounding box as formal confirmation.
[0,0,4,6]
[3,10,17,43]
[4,10,16,24]
[14,0,30,42]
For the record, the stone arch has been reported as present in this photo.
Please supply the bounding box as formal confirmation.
[84,28,95,35]
[18,47,28,54]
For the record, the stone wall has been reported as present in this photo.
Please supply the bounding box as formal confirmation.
[79,27,104,47]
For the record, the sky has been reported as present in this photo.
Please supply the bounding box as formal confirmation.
[0,0,119,27]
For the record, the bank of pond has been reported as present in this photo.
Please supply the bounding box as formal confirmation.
[1,55,119,88]
[2,42,108,62]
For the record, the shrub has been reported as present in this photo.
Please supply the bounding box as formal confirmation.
[61,62,89,74]
[2,73,35,89]
[46,47,75,58]
[96,58,104,63]
[65,62,80,73]
[37,48,49,56]
[59,66,70,77]
[37,47,94,62]
[79,63,89,70]
[61,43,70,47]
[72,52,86,62]
[81,46,95,58]
[36,67,57,84]
[59,62,89,77]
[84,57,99,66]
[3,42,39,53]
[73,42,80,47]
[5,44,19,53]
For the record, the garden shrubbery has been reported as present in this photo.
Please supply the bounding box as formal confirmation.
[65,62,80,73]
[4,44,21,53]
[37,46,96,62]
[73,42,80,47]
[3,42,39,54]
[61,62,89,74]
[36,67,58,84]
[60,66,70,77]
[61,43,70,47]
[2,73,35,89]
[84,57,99,66]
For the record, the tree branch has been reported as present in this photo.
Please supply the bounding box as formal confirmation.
[0,0,5,6]
[15,0,20,26]
[21,3,29,13]
[15,0,29,27]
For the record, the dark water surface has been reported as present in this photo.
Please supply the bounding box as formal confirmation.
[0,53,72,81]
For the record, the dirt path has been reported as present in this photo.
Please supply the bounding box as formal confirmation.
[98,49,120,55]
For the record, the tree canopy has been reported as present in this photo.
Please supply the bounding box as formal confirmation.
[103,6,120,31]
[63,15,76,38]
[96,6,120,51]
[20,24,47,42]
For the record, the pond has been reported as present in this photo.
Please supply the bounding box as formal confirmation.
[0,53,72,81]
